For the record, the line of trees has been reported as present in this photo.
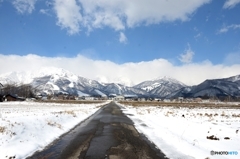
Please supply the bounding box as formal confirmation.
[0,83,36,98]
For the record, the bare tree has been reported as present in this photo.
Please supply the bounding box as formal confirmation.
[1,84,36,98]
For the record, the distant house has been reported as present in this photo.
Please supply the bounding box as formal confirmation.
[114,95,125,101]
[108,94,117,100]
[163,99,171,102]
[58,94,66,100]
[124,94,138,101]
[5,94,25,102]
[85,96,94,100]
[194,97,202,103]
[66,95,75,100]
[76,96,85,100]
[178,97,184,103]
[139,98,146,101]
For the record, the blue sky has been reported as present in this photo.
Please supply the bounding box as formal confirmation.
[0,0,240,86]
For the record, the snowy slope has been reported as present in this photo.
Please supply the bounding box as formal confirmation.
[134,76,187,97]
[167,75,240,99]
[31,75,104,96]
[102,83,148,96]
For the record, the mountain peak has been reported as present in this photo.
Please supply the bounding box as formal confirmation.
[134,76,187,97]
[225,74,240,82]
[154,76,175,81]
[0,67,79,84]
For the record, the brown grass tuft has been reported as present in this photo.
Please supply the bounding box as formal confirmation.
[206,135,219,140]
[0,126,6,133]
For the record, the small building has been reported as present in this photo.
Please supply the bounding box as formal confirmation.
[114,95,125,101]
[76,96,85,100]
[178,97,184,103]
[139,98,146,101]
[108,94,117,100]
[124,94,138,101]
[85,96,94,100]
[58,94,65,100]
[194,97,202,103]
[163,99,171,102]
[5,94,25,101]
[66,95,76,100]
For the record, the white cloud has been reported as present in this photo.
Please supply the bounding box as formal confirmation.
[224,52,240,65]
[218,24,240,34]
[39,9,51,16]
[53,0,83,35]
[223,0,240,9]
[119,32,127,43]
[179,44,195,64]
[50,0,211,35]
[194,33,201,39]
[12,0,37,14]
[11,0,211,34]
[0,54,240,86]
[10,0,211,34]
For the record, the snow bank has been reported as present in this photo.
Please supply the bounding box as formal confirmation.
[120,104,240,159]
[0,101,109,159]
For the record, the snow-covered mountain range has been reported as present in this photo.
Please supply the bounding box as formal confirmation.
[0,67,150,97]
[0,67,239,99]
[166,75,240,99]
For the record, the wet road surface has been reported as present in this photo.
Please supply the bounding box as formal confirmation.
[28,102,167,159]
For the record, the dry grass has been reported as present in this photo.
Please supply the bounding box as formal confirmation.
[47,121,62,129]
[232,114,240,117]
[206,135,219,140]
[119,101,240,109]
[52,110,77,117]
[0,126,6,133]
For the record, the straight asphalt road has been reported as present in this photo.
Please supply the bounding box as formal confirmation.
[28,101,167,159]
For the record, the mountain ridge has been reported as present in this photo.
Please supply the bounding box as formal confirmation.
[0,67,239,99]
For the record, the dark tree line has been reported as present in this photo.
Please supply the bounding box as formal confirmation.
[0,83,36,98]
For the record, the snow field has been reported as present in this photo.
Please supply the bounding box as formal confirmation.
[0,101,109,159]
[120,104,240,159]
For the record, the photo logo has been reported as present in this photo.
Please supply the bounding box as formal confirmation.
[211,150,238,156]
[210,151,215,155]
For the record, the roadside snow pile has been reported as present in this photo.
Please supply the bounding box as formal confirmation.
[0,101,108,159]
[120,104,240,159]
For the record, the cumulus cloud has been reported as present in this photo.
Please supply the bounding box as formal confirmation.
[119,32,127,43]
[10,0,211,34]
[223,0,240,9]
[218,24,240,34]
[51,0,211,34]
[53,0,82,35]
[12,0,37,14]
[179,44,195,64]
[0,54,240,86]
